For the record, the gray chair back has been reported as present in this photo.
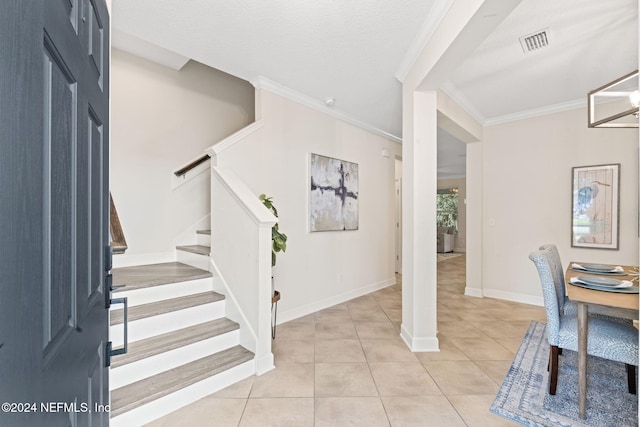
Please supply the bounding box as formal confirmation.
[529,249,561,346]
[539,244,566,311]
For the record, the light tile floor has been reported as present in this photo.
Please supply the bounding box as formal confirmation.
[147,254,546,426]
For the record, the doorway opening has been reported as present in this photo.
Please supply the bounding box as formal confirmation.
[395,158,403,274]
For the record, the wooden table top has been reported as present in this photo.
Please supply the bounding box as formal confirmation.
[565,262,639,312]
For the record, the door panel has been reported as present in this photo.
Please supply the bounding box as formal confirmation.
[68,0,80,33]
[89,110,104,303]
[87,0,104,80]
[0,0,110,426]
[43,45,76,352]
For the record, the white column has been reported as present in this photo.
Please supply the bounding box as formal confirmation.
[465,141,483,297]
[401,88,439,352]
[397,0,521,352]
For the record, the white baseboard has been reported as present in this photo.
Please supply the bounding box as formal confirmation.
[454,247,466,253]
[464,286,483,298]
[277,277,396,324]
[400,324,439,352]
[482,288,543,307]
[255,353,275,376]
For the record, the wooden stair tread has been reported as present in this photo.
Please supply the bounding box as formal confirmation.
[196,229,211,235]
[112,262,211,292]
[110,345,254,417]
[111,318,239,368]
[110,292,224,326]
[176,245,210,256]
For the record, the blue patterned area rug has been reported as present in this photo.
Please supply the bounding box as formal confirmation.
[490,321,638,427]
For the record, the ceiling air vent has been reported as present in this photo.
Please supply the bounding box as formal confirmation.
[519,28,550,53]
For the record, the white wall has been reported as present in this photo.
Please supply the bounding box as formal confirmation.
[482,106,638,304]
[216,90,401,322]
[437,177,466,251]
[110,49,254,263]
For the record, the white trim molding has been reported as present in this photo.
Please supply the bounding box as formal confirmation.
[250,76,402,144]
[400,325,440,352]
[112,29,190,71]
[394,0,455,83]
[211,166,276,227]
[484,98,586,126]
[464,286,483,298]
[482,288,544,307]
[255,353,275,376]
[440,80,588,127]
[206,120,265,157]
[439,80,486,124]
[277,278,396,324]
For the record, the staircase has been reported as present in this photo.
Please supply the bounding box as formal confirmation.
[109,230,255,426]
[176,229,211,271]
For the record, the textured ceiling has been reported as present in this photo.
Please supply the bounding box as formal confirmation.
[112,0,437,139]
[447,0,638,123]
[112,0,638,178]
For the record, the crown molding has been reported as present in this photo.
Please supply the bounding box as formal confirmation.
[440,81,587,127]
[484,98,586,126]
[395,0,455,83]
[439,81,486,124]
[112,29,190,71]
[249,76,402,144]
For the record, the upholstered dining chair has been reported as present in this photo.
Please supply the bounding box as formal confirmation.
[539,244,574,315]
[529,249,638,395]
[539,243,632,324]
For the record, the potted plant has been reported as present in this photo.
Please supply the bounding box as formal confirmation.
[259,194,288,269]
[259,194,287,339]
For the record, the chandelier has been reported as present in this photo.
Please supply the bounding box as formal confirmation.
[587,70,638,128]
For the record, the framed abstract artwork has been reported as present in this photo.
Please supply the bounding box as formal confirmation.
[309,153,359,232]
[571,163,620,249]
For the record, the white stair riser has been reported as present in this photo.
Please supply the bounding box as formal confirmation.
[197,233,211,247]
[113,278,213,307]
[110,359,254,427]
[110,330,240,389]
[177,250,210,271]
[110,302,225,346]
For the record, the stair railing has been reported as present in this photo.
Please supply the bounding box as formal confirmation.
[110,193,128,254]
[208,163,276,375]
[173,154,211,178]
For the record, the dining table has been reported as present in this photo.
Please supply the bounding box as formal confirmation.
[565,261,639,419]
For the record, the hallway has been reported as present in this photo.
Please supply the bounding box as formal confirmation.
[148,254,545,426]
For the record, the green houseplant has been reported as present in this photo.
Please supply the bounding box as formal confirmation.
[259,194,287,339]
[259,194,288,267]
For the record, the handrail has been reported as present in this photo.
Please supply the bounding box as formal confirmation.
[210,165,276,375]
[110,193,128,254]
[174,154,211,177]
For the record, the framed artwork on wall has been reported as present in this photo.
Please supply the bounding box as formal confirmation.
[571,163,620,249]
[309,153,359,232]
